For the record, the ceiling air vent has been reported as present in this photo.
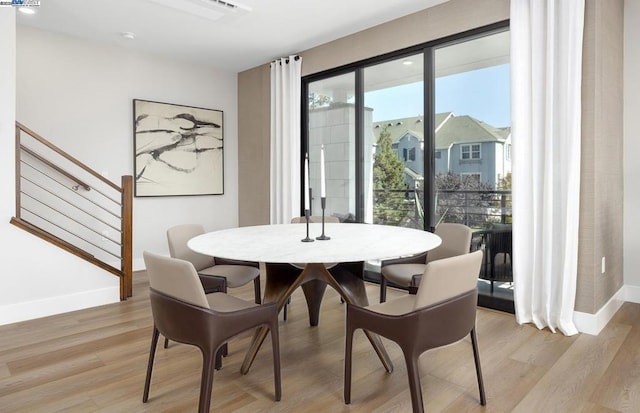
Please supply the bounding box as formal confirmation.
[206,0,251,12]
[146,0,251,22]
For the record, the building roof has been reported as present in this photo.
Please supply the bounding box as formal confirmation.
[372,113,510,149]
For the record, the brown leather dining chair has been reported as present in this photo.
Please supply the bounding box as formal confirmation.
[167,224,261,303]
[344,250,485,413]
[379,222,473,302]
[142,251,281,413]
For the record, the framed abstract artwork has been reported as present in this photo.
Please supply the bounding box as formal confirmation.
[133,99,224,197]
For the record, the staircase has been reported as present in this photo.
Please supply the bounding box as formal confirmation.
[10,122,133,300]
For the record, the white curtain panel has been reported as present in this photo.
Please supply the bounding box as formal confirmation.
[511,0,585,335]
[270,56,302,224]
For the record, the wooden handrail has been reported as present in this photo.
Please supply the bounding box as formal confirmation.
[16,122,121,192]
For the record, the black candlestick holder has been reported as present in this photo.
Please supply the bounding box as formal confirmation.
[316,197,330,240]
[301,209,314,242]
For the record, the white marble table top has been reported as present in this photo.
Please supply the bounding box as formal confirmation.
[188,223,441,264]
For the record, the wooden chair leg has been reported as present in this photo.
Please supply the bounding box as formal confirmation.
[163,337,169,349]
[143,327,160,403]
[380,276,388,303]
[404,354,425,413]
[470,327,486,405]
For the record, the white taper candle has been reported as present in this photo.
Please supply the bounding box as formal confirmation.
[304,154,310,210]
[320,145,326,198]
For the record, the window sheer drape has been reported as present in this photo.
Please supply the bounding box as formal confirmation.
[511,0,585,335]
[270,56,302,224]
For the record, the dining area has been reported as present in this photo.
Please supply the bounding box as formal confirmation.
[140,220,490,413]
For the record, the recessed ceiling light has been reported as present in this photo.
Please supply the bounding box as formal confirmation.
[18,7,36,15]
[121,32,136,40]
[402,60,413,66]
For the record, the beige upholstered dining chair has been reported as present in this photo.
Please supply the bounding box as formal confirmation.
[344,250,485,413]
[379,222,473,302]
[142,252,281,413]
[167,224,261,304]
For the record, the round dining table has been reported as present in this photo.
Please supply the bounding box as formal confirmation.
[189,222,441,374]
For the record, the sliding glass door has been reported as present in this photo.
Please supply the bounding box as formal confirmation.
[302,22,513,311]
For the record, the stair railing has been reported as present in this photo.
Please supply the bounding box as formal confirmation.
[11,122,133,300]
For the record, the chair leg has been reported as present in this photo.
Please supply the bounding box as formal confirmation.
[404,353,425,413]
[163,337,169,349]
[142,326,160,403]
[470,327,486,405]
[253,277,261,304]
[283,297,290,321]
[215,346,224,370]
[198,349,216,413]
[344,323,355,404]
[269,318,282,401]
[380,276,387,303]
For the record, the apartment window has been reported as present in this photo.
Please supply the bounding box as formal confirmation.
[435,151,442,159]
[461,172,481,183]
[461,144,481,160]
[403,148,408,161]
[506,143,511,161]
[408,147,416,161]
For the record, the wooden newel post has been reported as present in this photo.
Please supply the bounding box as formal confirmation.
[121,175,133,299]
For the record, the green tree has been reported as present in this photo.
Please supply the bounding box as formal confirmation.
[498,172,512,190]
[373,126,406,225]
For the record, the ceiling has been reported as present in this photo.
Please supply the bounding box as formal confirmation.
[16,0,450,73]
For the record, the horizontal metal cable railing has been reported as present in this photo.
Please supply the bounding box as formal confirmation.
[11,122,133,300]
[372,188,513,283]
[372,188,512,229]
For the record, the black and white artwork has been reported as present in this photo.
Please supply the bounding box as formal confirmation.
[133,99,224,197]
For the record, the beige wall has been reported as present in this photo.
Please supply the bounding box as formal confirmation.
[576,0,624,313]
[238,65,271,226]
[237,0,625,315]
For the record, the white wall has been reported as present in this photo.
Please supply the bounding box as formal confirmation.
[624,0,640,294]
[0,24,239,325]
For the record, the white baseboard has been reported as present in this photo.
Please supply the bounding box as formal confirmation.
[625,284,640,303]
[0,286,120,326]
[133,257,146,271]
[573,286,626,335]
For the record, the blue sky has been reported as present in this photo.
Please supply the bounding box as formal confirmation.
[365,64,511,128]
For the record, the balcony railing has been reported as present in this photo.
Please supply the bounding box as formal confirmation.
[372,188,511,229]
[372,188,513,285]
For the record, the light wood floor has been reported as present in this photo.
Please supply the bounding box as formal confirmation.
[1,272,639,412]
